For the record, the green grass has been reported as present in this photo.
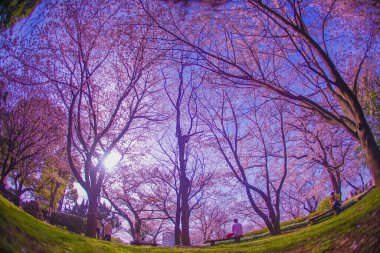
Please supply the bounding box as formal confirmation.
[1,189,380,253]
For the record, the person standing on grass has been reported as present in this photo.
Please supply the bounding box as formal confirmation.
[104,220,113,241]
[330,192,341,215]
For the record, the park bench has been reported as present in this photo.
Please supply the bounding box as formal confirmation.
[307,209,333,224]
[139,242,158,246]
[130,241,158,246]
[205,236,242,246]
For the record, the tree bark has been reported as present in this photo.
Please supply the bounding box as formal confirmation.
[180,176,191,245]
[245,187,280,235]
[134,220,142,241]
[174,194,181,245]
[327,169,342,201]
[356,120,380,186]
[267,201,281,235]
[178,137,191,246]
[85,192,98,237]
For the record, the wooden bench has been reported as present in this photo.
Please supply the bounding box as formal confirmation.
[139,242,158,246]
[307,209,334,223]
[205,236,242,246]
[130,241,158,246]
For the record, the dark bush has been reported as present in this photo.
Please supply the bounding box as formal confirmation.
[50,212,86,234]
[0,188,19,206]
[21,200,43,220]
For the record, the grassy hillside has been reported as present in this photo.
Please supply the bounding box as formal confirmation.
[1,189,380,253]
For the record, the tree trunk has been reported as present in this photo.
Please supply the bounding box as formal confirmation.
[328,170,342,201]
[0,175,6,190]
[0,166,10,190]
[134,220,142,241]
[174,194,181,245]
[50,183,60,211]
[357,120,380,186]
[268,204,281,235]
[270,220,281,235]
[245,187,279,235]
[86,193,98,237]
[178,136,191,246]
[14,193,21,207]
[180,176,191,246]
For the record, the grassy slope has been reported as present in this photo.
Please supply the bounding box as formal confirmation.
[1,189,380,253]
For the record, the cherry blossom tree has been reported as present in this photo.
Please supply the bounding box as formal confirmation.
[202,90,294,235]
[281,168,326,217]
[7,157,41,206]
[156,58,210,245]
[0,97,65,198]
[103,165,166,242]
[191,202,230,244]
[36,148,72,211]
[293,119,359,200]
[150,134,213,245]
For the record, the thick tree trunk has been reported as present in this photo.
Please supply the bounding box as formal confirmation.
[270,220,281,235]
[14,193,21,206]
[178,136,191,246]
[174,194,181,245]
[0,166,11,190]
[267,205,281,235]
[0,175,6,190]
[328,170,342,201]
[86,193,98,237]
[180,176,191,246]
[134,220,142,241]
[50,193,56,210]
[245,188,280,235]
[357,121,380,186]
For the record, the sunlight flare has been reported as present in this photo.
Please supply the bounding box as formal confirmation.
[103,151,122,169]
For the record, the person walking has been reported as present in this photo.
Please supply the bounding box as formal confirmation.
[104,221,113,241]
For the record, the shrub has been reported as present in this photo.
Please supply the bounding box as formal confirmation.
[50,212,86,234]
[316,197,331,213]
[21,200,43,220]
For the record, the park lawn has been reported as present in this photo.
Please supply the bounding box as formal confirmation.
[1,188,379,253]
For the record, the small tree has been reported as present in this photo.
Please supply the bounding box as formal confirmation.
[0,97,64,197]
